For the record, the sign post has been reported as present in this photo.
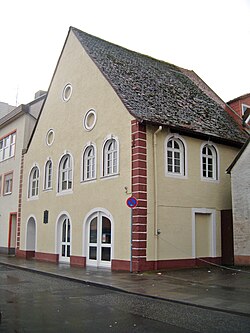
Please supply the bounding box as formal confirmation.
[126,196,138,273]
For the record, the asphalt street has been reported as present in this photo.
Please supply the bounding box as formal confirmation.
[0,265,250,333]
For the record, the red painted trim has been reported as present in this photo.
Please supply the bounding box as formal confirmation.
[35,252,59,263]
[70,255,86,267]
[132,160,147,169]
[0,129,17,142]
[234,255,250,265]
[16,249,27,258]
[112,259,130,271]
[16,153,24,249]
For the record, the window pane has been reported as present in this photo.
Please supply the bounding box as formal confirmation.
[89,218,97,243]
[67,245,70,257]
[62,221,66,242]
[101,247,111,261]
[67,222,70,242]
[62,245,65,257]
[102,217,111,244]
[89,246,97,260]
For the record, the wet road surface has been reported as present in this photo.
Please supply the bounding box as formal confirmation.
[0,265,250,332]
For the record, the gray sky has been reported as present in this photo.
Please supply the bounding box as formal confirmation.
[0,0,249,106]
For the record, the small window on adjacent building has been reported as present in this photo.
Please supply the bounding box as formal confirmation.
[58,154,73,192]
[83,144,96,181]
[0,175,2,196]
[166,135,185,176]
[44,160,53,190]
[3,172,13,195]
[201,144,218,180]
[29,166,39,198]
[103,138,119,177]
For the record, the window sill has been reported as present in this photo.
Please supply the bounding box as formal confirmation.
[56,190,73,197]
[165,173,187,179]
[100,173,119,180]
[201,177,219,183]
[81,178,97,184]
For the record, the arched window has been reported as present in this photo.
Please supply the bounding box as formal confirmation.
[201,144,218,180]
[166,136,185,176]
[29,166,39,198]
[44,160,53,190]
[58,154,72,192]
[103,138,118,177]
[83,145,96,181]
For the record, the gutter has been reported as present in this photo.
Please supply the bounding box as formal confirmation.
[153,125,162,269]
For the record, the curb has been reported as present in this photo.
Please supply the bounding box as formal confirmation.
[1,260,250,318]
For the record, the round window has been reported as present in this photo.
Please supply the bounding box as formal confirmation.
[83,109,97,131]
[62,83,72,102]
[46,129,55,146]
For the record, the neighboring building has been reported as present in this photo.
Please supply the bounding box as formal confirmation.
[227,137,250,265]
[17,27,248,271]
[0,93,46,254]
[0,101,15,118]
[228,93,250,128]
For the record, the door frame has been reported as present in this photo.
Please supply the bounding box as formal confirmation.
[84,208,113,268]
[56,212,72,263]
[8,212,17,254]
[192,208,216,258]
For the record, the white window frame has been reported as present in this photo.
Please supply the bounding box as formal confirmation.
[102,135,119,178]
[165,134,187,178]
[28,166,40,198]
[44,159,53,190]
[58,153,73,194]
[3,172,13,195]
[200,143,219,181]
[0,132,16,162]
[82,143,96,182]
[242,103,250,116]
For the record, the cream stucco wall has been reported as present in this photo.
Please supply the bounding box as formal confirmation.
[146,125,239,261]
[20,31,134,262]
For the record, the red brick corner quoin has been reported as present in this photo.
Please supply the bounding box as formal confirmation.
[131,120,147,272]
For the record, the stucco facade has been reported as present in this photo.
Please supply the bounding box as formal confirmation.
[17,28,247,271]
[0,96,45,254]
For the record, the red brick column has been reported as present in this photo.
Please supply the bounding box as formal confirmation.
[16,153,24,252]
[131,120,147,272]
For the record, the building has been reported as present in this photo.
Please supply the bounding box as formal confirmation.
[17,27,248,271]
[227,93,250,128]
[227,136,250,265]
[0,101,15,118]
[0,93,46,254]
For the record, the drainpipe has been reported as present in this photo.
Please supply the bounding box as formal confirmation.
[153,126,162,270]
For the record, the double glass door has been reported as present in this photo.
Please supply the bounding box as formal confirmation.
[88,213,112,267]
[60,218,71,263]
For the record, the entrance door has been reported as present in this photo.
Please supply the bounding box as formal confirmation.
[60,217,71,263]
[8,213,17,254]
[87,213,112,268]
[221,210,234,265]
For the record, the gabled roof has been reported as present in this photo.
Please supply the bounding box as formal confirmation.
[72,27,248,146]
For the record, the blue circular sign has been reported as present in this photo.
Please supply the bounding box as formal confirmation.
[126,196,138,208]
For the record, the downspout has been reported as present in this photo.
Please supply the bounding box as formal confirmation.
[153,126,162,270]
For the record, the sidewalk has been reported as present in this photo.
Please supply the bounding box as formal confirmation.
[0,254,250,316]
